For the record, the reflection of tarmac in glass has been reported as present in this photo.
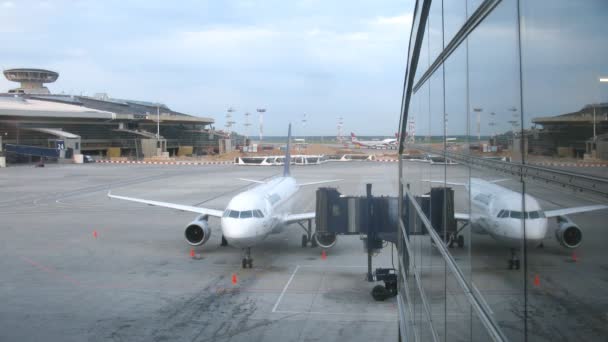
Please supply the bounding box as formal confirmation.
[403,162,608,341]
[0,162,399,342]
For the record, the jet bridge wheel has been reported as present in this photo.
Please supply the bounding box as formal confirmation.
[301,234,308,248]
[372,285,390,301]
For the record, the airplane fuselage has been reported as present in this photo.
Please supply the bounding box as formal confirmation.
[221,176,299,248]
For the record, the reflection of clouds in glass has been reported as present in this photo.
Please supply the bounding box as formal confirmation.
[520,0,608,120]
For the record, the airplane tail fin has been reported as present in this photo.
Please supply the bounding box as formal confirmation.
[350,132,357,142]
[283,123,292,176]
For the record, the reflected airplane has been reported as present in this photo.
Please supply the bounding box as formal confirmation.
[350,132,398,148]
[109,124,340,268]
[425,178,608,269]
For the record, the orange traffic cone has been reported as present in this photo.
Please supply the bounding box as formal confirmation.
[533,274,540,287]
[190,249,195,258]
[321,250,327,260]
[93,230,98,238]
[232,273,238,285]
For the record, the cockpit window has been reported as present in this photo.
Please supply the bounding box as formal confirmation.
[223,210,230,217]
[240,210,253,219]
[529,211,539,219]
[253,210,264,218]
[498,210,509,218]
[229,210,239,218]
[510,211,523,219]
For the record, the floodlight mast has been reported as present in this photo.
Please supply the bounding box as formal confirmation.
[257,108,266,141]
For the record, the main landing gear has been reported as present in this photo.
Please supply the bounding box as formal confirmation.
[298,219,316,248]
[221,235,228,247]
[508,249,520,270]
[242,247,253,269]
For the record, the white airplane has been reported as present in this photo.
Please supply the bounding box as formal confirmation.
[350,132,398,148]
[109,124,340,268]
[426,178,607,269]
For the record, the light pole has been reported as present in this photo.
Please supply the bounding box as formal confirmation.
[596,77,608,142]
[473,107,483,147]
[225,107,236,136]
[257,108,266,141]
[156,104,160,140]
[244,112,251,142]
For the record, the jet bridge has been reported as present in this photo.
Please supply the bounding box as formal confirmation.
[314,185,458,300]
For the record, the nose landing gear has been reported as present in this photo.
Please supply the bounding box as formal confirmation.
[508,249,520,270]
[241,247,253,268]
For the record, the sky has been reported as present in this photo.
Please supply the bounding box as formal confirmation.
[0,0,413,136]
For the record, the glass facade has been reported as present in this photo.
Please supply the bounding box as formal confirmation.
[398,0,608,341]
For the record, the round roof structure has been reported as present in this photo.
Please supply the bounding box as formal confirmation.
[3,68,59,84]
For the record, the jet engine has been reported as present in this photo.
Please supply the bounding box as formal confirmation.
[313,232,337,249]
[184,215,211,246]
[554,216,582,249]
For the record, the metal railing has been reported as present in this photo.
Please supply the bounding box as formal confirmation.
[411,144,608,199]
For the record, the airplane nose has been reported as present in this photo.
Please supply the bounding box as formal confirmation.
[221,218,258,247]
[524,219,548,242]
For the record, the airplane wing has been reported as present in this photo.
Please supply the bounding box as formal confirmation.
[108,193,224,217]
[488,178,510,184]
[543,205,608,218]
[297,179,342,187]
[283,212,316,224]
[454,212,470,221]
[238,178,266,184]
[422,179,467,187]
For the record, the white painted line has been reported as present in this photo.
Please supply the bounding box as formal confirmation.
[272,264,300,313]
[297,265,367,268]
[273,309,396,318]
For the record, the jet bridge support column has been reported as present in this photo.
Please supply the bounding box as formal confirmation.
[366,183,374,281]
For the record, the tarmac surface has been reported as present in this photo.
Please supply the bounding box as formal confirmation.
[2,160,607,341]
[0,161,399,342]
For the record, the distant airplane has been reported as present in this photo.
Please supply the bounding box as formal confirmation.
[350,132,398,148]
[109,124,340,268]
[425,178,607,269]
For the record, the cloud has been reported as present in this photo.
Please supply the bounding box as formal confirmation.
[1,1,15,8]
[373,13,412,26]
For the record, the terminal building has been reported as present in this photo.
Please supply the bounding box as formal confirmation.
[0,68,233,162]
[531,103,608,160]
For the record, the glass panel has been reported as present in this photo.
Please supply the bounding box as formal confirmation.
[240,210,252,219]
[467,1,525,340]
[427,0,444,63]
[467,0,484,18]
[520,1,608,340]
[415,19,430,85]
[443,0,467,45]
[229,210,239,218]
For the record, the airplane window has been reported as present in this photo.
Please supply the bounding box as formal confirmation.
[229,210,239,218]
[497,210,504,218]
[529,211,540,219]
[253,210,264,218]
[223,210,230,217]
[510,211,523,219]
[240,210,253,219]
